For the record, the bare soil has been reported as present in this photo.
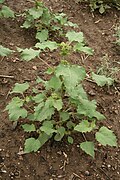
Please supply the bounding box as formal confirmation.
[0,0,120,180]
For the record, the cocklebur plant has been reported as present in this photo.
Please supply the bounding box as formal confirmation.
[6,37,117,157]
[21,0,78,42]
[16,30,94,62]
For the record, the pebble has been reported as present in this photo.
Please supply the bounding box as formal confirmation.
[85,171,90,176]
[88,90,96,96]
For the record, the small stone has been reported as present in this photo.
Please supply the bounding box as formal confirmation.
[107,164,111,168]
[114,110,118,115]
[85,171,90,176]
[32,66,37,70]
[101,164,105,168]
[11,121,18,130]
[6,152,10,158]
[57,151,62,155]
[88,90,96,96]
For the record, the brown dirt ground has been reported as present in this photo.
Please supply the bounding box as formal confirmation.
[0,0,120,180]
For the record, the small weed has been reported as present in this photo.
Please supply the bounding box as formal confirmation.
[75,0,120,13]
[97,54,120,81]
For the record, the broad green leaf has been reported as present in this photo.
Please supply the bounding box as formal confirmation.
[11,82,29,94]
[74,43,94,55]
[67,136,73,144]
[27,114,35,121]
[40,8,51,25]
[53,98,63,111]
[80,141,95,158]
[38,132,51,147]
[40,121,56,135]
[77,98,105,120]
[66,121,75,129]
[36,29,48,42]
[6,97,27,121]
[32,93,45,103]
[35,41,58,51]
[55,64,86,90]
[96,126,117,146]
[6,97,24,109]
[66,21,78,28]
[60,111,70,122]
[22,124,36,132]
[54,127,65,141]
[34,102,45,120]
[42,121,54,128]
[66,31,84,43]
[17,47,40,61]
[22,20,33,29]
[54,13,66,21]
[40,126,56,135]
[74,120,96,133]
[29,7,43,19]
[45,76,62,90]
[9,107,27,121]
[38,104,54,121]
[34,98,54,121]
[99,4,105,14]
[0,5,14,18]
[0,0,5,3]
[24,138,41,153]
[92,72,114,86]
[54,13,66,23]
[36,76,46,84]
[0,45,13,56]
[68,84,88,99]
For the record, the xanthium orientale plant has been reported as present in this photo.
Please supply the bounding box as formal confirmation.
[2,2,116,157]
[6,60,117,158]
[21,0,78,42]
[16,30,94,62]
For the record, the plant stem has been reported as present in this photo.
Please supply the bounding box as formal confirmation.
[0,75,14,78]
[38,57,53,69]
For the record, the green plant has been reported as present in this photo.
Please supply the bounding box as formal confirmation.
[88,0,110,13]
[97,54,120,81]
[76,0,120,13]
[0,0,15,18]
[3,1,117,157]
[16,30,94,62]
[6,31,117,157]
[6,60,117,157]
[21,0,78,42]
